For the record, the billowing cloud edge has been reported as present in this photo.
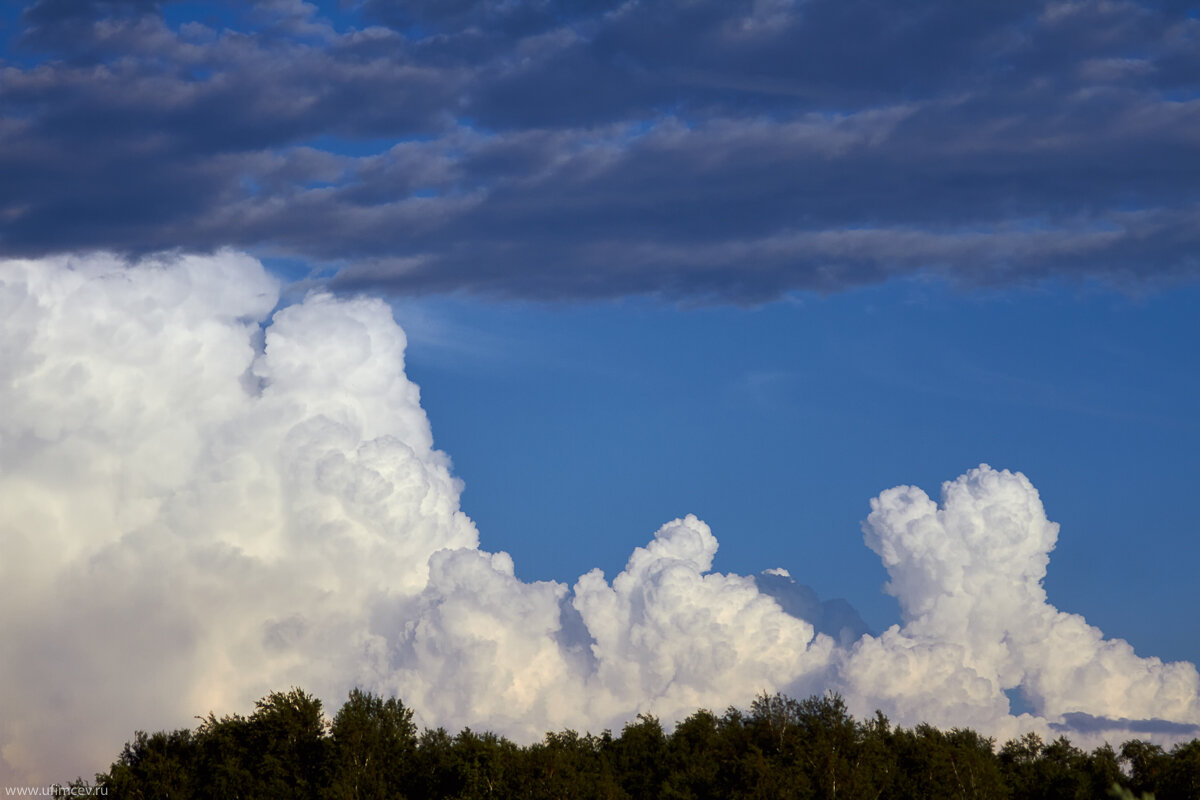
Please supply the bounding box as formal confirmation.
[0,251,1196,782]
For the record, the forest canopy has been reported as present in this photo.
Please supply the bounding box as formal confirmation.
[74,689,1199,799]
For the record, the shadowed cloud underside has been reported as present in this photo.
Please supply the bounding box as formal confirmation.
[2,0,1200,300]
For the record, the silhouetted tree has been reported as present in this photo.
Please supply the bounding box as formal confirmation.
[1159,739,1200,800]
[84,686,1200,800]
[100,728,198,799]
[249,688,330,799]
[325,688,416,800]
[1084,744,1124,800]
[525,729,624,800]
[1122,740,1170,798]
[612,714,668,800]
[410,726,461,800]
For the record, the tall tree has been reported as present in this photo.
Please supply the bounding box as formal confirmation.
[1121,740,1170,799]
[612,714,669,800]
[326,689,417,800]
[99,728,198,799]
[250,688,330,800]
[1159,739,1200,800]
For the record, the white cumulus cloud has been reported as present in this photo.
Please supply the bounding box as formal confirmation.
[0,252,1196,783]
[841,466,1200,740]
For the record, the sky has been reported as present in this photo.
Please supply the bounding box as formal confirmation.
[1,0,1199,785]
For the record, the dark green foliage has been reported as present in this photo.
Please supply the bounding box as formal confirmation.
[190,710,254,798]
[999,733,1092,800]
[190,687,330,799]
[1122,740,1170,798]
[89,688,1200,800]
[611,714,668,800]
[1085,744,1124,800]
[326,688,416,799]
[251,688,330,799]
[524,729,624,800]
[101,728,198,799]
[661,709,724,800]
[452,728,522,799]
[890,724,1006,800]
[409,727,461,800]
[742,692,897,800]
[1154,739,1200,800]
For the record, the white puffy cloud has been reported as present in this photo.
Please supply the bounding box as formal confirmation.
[845,466,1200,743]
[571,515,834,730]
[0,252,1196,782]
[0,252,476,780]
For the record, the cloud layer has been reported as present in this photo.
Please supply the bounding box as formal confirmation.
[1,252,1197,782]
[2,1,1200,300]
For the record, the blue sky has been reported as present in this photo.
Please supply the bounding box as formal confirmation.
[394,280,1200,667]
[2,0,1200,780]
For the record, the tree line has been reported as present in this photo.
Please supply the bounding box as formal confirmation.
[71,688,1199,799]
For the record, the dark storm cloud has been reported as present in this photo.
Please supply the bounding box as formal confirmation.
[2,0,1199,301]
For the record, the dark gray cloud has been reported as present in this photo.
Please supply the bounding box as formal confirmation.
[1,0,1199,301]
[1053,711,1200,736]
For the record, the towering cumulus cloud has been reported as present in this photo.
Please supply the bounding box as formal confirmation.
[845,471,1200,739]
[0,253,1197,782]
